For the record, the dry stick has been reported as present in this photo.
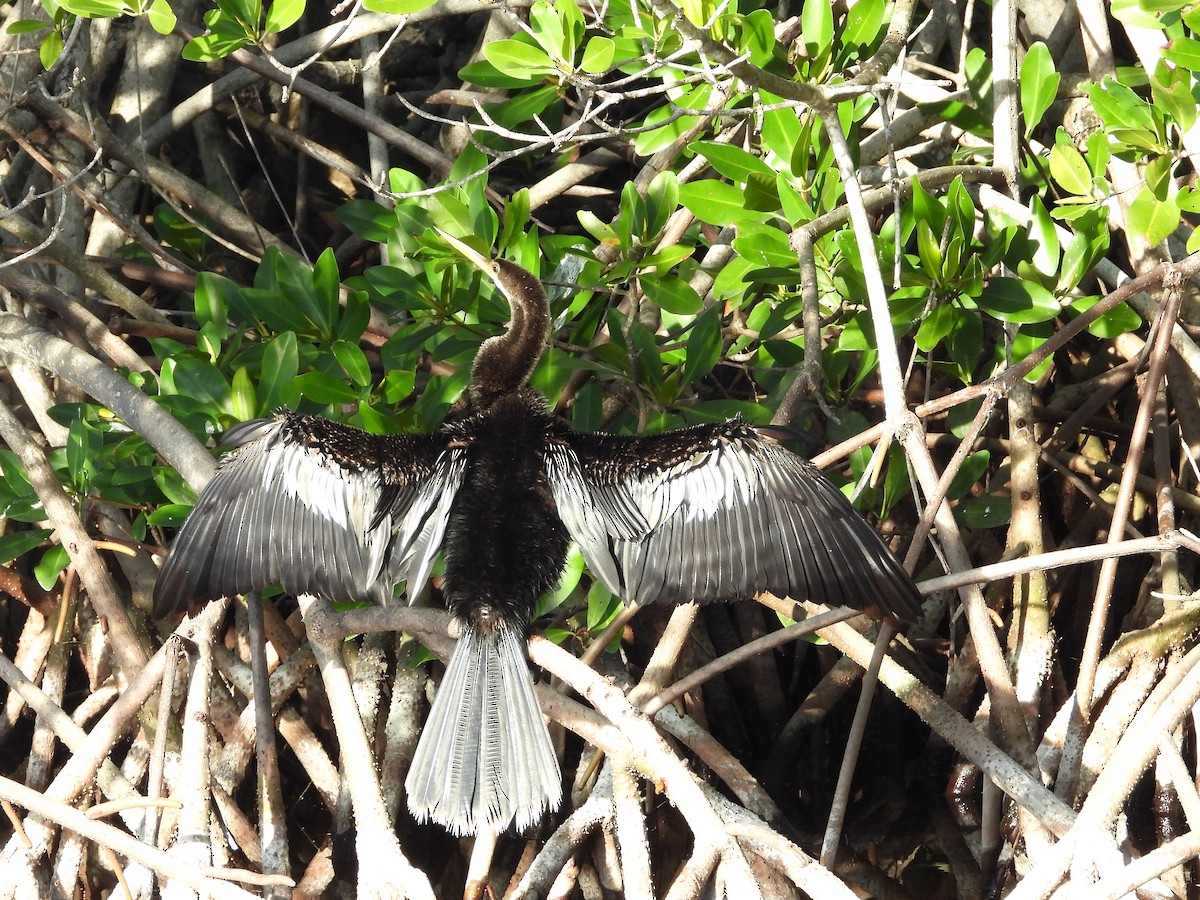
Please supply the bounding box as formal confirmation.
[1062,274,1184,804]
[0,270,152,373]
[642,607,860,716]
[0,397,149,676]
[509,788,614,898]
[464,830,498,900]
[20,92,288,260]
[172,22,453,180]
[295,594,436,900]
[827,109,1040,855]
[653,705,783,825]
[1155,736,1200,830]
[0,774,290,897]
[220,102,375,196]
[143,637,184,847]
[0,653,143,824]
[0,313,214,488]
[994,0,1051,862]
[627,603,698,707]
[611,758,653,900]
[0,646,168,859]
[820,622,894,867]
[527,637,760,899]
[171,604,224,876]
[0,198,166,325]
[9,125,195,279]
[709,789,859,900]
[811,613,1076,836]
[1013,645,1200,898]
[245,594,290,894]
[1093,831,1200,900]
[918,532,1198,594]
[145,5,502,146]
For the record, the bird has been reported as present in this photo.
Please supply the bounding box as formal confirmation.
[152,230,923,837]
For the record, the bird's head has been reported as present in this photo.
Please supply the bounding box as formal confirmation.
[436,230,551,407]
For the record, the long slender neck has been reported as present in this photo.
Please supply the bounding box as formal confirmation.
[468,261,550,408]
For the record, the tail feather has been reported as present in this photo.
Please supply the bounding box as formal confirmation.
[406,620,562,835]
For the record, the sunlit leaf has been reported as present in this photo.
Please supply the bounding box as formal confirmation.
[1020,42,1059,135]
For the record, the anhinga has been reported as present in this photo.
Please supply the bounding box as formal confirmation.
[152,232,923,837]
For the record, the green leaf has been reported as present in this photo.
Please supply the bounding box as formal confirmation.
[946,451,990,500]
[0,529,53,565]
[1151,61,1198,133]
[744,172,781,212]
[1127,186,1180,248]
[264,0,302,33]
[691,141,774,183]
[337,199,400,242]
[182,31,251,62]
[59,0,129,16]
[530,0,566,60]
[333,340,372,387]
[681,0,712,29]
[312,248,341,336]
[976,277,1060,324]
[1020,42,1059,135]
[1144,153,1175,200]
[364,0,437,10]
[1087,78,1155,132]
[557,0,583,54]
[645,170,679,239]
[580,35,614,73]
[1027,195,1060,276]
[292,371,360,405]
[679,179,764,227]
[1071,295,1142,338]
[1165,36,1200,71]
[914,303,955,352]
[1049,142,1092,195]
[683,307,722,383]
[1112,0,1171,25]
[915,219,943,281]
[802,0,833,60]
[742,9,775,66]
[7,20,50,35]
[258,331,298,412]
[640,274,702,315]
[586,581,622,634]
[39,30,63,68]
[230,367,257,421]
[147,0,175,33]
[483,39,557,79]
[964,47,993,112]
[35,544,70,591]
[955,495,1011,529]
[146,503,193,528]
[841,0,885,50]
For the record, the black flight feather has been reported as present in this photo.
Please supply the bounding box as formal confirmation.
[152,234,922,837]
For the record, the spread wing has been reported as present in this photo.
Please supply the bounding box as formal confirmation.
[152,412,466,618]
[544,420,921,626]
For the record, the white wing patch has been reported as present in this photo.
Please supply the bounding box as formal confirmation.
[153,414,466,617]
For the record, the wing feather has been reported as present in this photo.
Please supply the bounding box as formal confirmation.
[546,420,922,626]
[152,412,466,617]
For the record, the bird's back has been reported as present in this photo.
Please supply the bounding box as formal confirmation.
[440,391,570,628]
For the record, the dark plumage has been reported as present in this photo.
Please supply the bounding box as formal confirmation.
[152,232,922,836]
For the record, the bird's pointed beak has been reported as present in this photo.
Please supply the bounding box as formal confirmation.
[434,228,498,281]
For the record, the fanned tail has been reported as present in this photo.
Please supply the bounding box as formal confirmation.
[405,619,561,835]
